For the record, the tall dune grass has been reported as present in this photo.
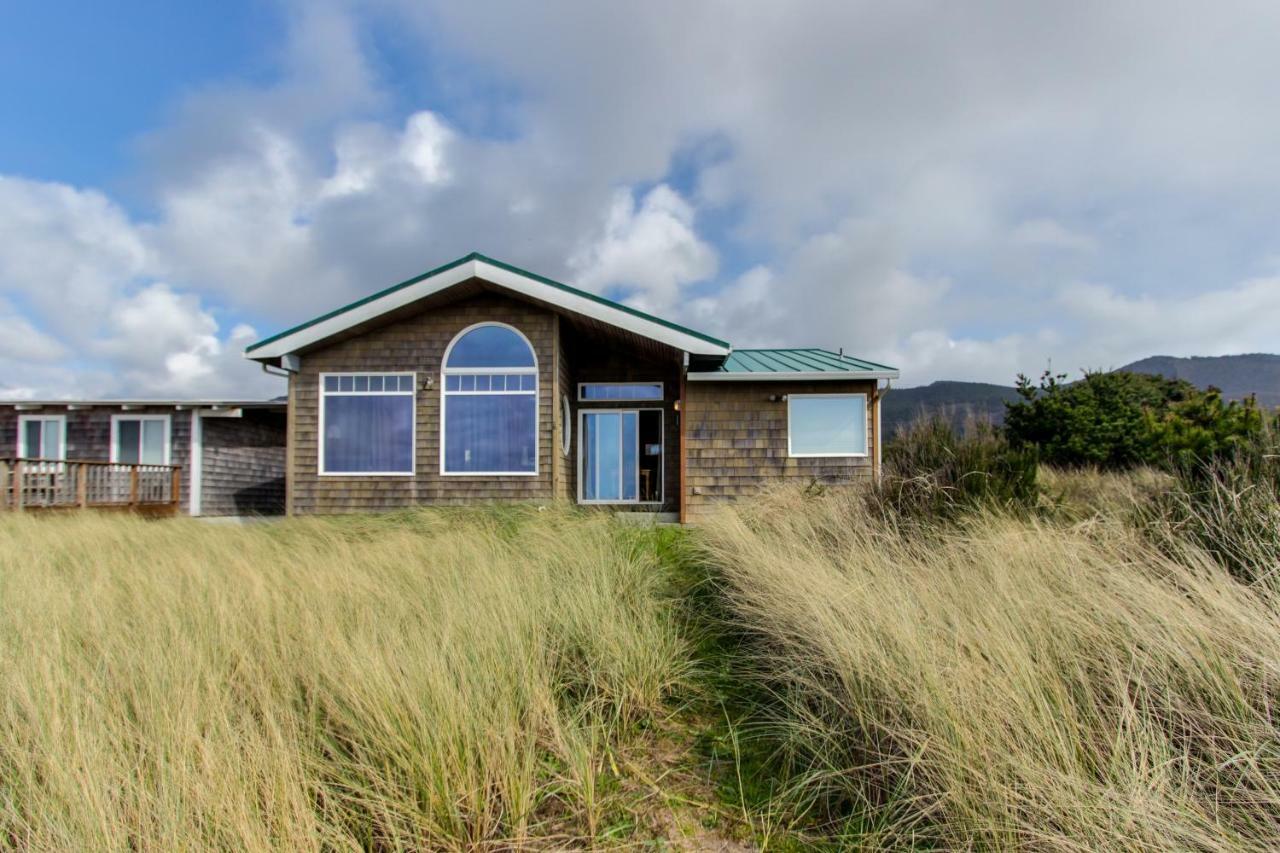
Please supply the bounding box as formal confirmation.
[700,487,1280,850]
[0,508,686,850]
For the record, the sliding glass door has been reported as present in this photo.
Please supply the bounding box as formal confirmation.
[579,409,663,504]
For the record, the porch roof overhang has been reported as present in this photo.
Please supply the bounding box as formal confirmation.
[244,253,732,364]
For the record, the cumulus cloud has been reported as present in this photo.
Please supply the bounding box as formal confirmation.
[0,178,280,399]
[569,185,717,313]
[0,299,67,362]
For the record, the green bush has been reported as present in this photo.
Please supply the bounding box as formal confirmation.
[1005,369,1260,469]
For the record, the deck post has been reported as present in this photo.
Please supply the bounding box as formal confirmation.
[13,459,22,512]
[171,466,181,511]
[77,463,88,508]
[129,466,139,507]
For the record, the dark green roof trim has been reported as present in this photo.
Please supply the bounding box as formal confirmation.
[246,252,730,354]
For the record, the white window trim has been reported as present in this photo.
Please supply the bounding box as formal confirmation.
[110,414,172,465]
[17,414,67,460]
[786,393,869,458]
[577,407,664,506]
[440,322,540,477]
[318,372,417,477]
[577,382,665,402]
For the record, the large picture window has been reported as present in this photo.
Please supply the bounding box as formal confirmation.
[320,373,415,475]
[442,323,538,475]
[787,394,868,457]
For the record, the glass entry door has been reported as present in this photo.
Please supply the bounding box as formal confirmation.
[579,409,663,504]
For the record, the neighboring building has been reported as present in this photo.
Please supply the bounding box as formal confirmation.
[0,401,286,516]
[245,253,898,522]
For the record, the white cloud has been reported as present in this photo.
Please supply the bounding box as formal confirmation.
[1055,278,1280,365]
[0,178,281,399]
[569,184,717,313]
[684,217,950,360]
[1011,219,1096,253]
[0,299,67,362]
[323,111,454,198]
[0,177,150,333]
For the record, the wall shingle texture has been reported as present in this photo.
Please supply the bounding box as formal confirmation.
[683,380,876,521]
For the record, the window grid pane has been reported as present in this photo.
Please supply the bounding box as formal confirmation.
[116,421,141,465]
[42,420,62,460]
[141,420,166,464]
[23,421,42,457]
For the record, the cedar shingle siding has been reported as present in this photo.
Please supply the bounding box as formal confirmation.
[288,293,556,514]
[200,410,286,516]
[683,379,877,522]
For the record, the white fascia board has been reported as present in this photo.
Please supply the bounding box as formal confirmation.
[246,259,731,360]
[686,369,900,382]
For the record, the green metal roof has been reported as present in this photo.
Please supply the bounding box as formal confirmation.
[246,252,730,354]
[699,348,898,375]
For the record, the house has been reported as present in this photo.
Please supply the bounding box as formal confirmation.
[0,400,286,516]
[245,253,898,522]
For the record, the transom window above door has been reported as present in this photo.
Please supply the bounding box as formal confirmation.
[578,383,663,401]
[442,323,538,475]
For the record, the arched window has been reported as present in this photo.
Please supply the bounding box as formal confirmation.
[442,323,538,474]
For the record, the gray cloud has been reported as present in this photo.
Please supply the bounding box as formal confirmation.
[4,0,1280,398]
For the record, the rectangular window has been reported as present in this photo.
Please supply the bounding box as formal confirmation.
[17,415,66,460]
[111,415,171,465]
[321,373,415,475]
[578,383,664,401]
[787,394,868,457]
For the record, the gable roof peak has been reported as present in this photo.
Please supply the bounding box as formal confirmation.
[245,252,731,362]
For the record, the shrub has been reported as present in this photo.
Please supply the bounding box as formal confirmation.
[1143,413,1280,586]
[1004,369,1260,469]
[879,414,1038,517]
[1005,369,1183,467]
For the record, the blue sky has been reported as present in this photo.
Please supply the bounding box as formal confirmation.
[3,1,1280,400]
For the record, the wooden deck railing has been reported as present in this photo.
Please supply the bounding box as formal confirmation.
[0,458,181,514]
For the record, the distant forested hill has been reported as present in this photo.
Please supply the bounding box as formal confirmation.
[883,354,1280,437]
[882,381,1022,437]
[1119,354,1280,408]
